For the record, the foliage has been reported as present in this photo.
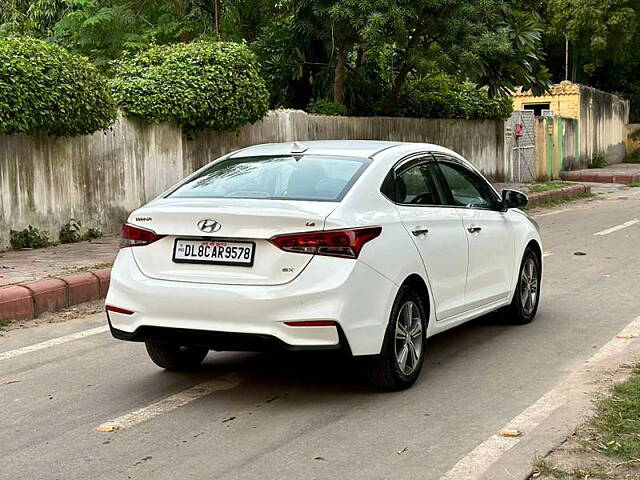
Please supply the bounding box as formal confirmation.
[85,227,102,240]
[541,0,640,94]
[9,225,49,249]
[59,218,82,243]
[110,41,269,131]
[0,0,69,38]
[0,36,116,136]
[592,365,640,460]
[307,99,349,116]
[395,75,514,120]
[589,151,608,168]
[624,151,640,163]
[60,218,102,243]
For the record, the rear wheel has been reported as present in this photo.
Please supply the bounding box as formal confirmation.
[365,286,427,390]
[145,341,208,371]
[500,248,541,324]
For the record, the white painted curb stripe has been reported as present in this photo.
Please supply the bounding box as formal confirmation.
[97,373,244,432]
[0,325,109,361]
[594,219,639,236]
[440,315,640,480]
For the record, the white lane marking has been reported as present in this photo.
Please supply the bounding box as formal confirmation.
[543,251,553,258]
[97,373,244,432]
[533,208,575,218]
[0,325,109,361]
[594,219,640,236]
[440,314,640,480]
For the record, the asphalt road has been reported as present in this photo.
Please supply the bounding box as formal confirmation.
[2,187,640,480]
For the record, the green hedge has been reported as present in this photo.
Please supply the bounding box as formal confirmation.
[397,75,513,121]
[307,99,349,116]
[0,37,116,136]
[110,41,269,131]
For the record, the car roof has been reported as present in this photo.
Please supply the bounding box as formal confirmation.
[228,140,462,160]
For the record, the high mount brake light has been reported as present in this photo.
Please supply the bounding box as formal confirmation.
[269,227,382,259]
[120,224,165,248]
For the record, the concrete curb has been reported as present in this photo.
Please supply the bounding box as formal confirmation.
[561,170,640,185]
[527,184,591,207]
[0,268,110,322]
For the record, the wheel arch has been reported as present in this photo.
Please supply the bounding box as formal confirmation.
[400,274,431,326]
[525,239,543,274]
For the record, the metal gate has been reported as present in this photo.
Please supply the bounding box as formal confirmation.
[507,110,536,182]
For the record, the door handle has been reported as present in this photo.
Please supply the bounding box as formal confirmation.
[467,226,482,234]
[412,228,429,236]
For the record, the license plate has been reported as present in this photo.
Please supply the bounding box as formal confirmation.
[173,239,255,266]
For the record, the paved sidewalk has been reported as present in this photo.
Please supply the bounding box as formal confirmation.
[0,236,118,287]
[561,163,640,184]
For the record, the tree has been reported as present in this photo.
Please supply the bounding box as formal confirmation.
[541,0,640,94]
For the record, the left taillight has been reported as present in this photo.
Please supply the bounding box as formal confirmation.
[120,223,165,248]
[269,226,382,259]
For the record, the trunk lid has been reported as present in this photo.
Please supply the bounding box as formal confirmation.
[129,198,337,285]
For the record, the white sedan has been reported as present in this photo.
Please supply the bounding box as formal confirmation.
[106,141,542,390]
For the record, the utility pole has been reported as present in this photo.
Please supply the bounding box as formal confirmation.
[564,34,569,81]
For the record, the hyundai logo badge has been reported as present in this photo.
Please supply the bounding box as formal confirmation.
[197,219,222,233]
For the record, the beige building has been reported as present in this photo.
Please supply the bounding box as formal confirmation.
[512,80,581,119]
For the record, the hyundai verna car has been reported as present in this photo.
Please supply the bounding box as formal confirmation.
[106,141,542,390]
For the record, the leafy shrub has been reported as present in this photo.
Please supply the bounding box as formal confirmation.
[396,74,513,120]
[589,151,608,168]
[0,36,116,136]
[84,227,102,240]
[307,99,349,116]
[10,226,49,249]
[59,219,82,244]
[110,41,269,131]
[59,219,102,243]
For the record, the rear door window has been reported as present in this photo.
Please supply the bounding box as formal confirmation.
[169,155,370,202]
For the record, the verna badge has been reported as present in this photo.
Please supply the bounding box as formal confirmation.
[197,219,222,233]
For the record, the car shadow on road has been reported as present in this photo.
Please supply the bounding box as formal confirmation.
[159,311,526,397]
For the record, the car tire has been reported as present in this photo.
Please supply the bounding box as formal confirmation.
[500,248,541,325]
[365,286,427,390]
[145,341,209,371]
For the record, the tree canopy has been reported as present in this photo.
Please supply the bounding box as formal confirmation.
[3,0,637,122]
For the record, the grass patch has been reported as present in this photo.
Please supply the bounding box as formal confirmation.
[527,182,569,193]
[591,365,640,461]
[532,457,612,479]
[627,180,640,188]
[523,191,596,210]
[0,318,12,329]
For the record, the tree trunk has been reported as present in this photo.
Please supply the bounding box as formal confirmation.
[177,0,190,43]
[384,64,411,114]
[334,46,349,105]
[214,0,221,39]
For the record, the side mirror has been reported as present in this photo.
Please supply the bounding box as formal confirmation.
[501,189,528,210]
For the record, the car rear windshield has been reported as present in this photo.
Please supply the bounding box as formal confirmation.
[168,155,370,202]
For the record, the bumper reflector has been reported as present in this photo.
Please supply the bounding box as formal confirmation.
[106,305,135,315]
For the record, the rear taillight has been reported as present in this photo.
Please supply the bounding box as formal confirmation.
[120,224,165,248]
[106,305,134,315]
[269,226,382,259]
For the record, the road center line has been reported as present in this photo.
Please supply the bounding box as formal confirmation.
[96,373,245,432]
[594,219,640,236]
[440,314,640,480]
[0,325,109,361]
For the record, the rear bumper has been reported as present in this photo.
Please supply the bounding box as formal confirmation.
[105,248,398,356]
[108,323,344,352]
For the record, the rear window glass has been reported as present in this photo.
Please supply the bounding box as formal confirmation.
[169,155,370,201]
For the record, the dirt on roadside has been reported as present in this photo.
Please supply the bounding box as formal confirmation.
[0,300,104,335]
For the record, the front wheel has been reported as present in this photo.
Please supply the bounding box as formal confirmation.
[145,341,208,371]
[500,248,541,324]
[365,286,427,390]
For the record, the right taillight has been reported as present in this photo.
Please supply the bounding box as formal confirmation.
[269,226,382,259]
[120,224,164,248]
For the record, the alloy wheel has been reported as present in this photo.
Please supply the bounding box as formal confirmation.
[520,258,539,316]
[394,300,424,375]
